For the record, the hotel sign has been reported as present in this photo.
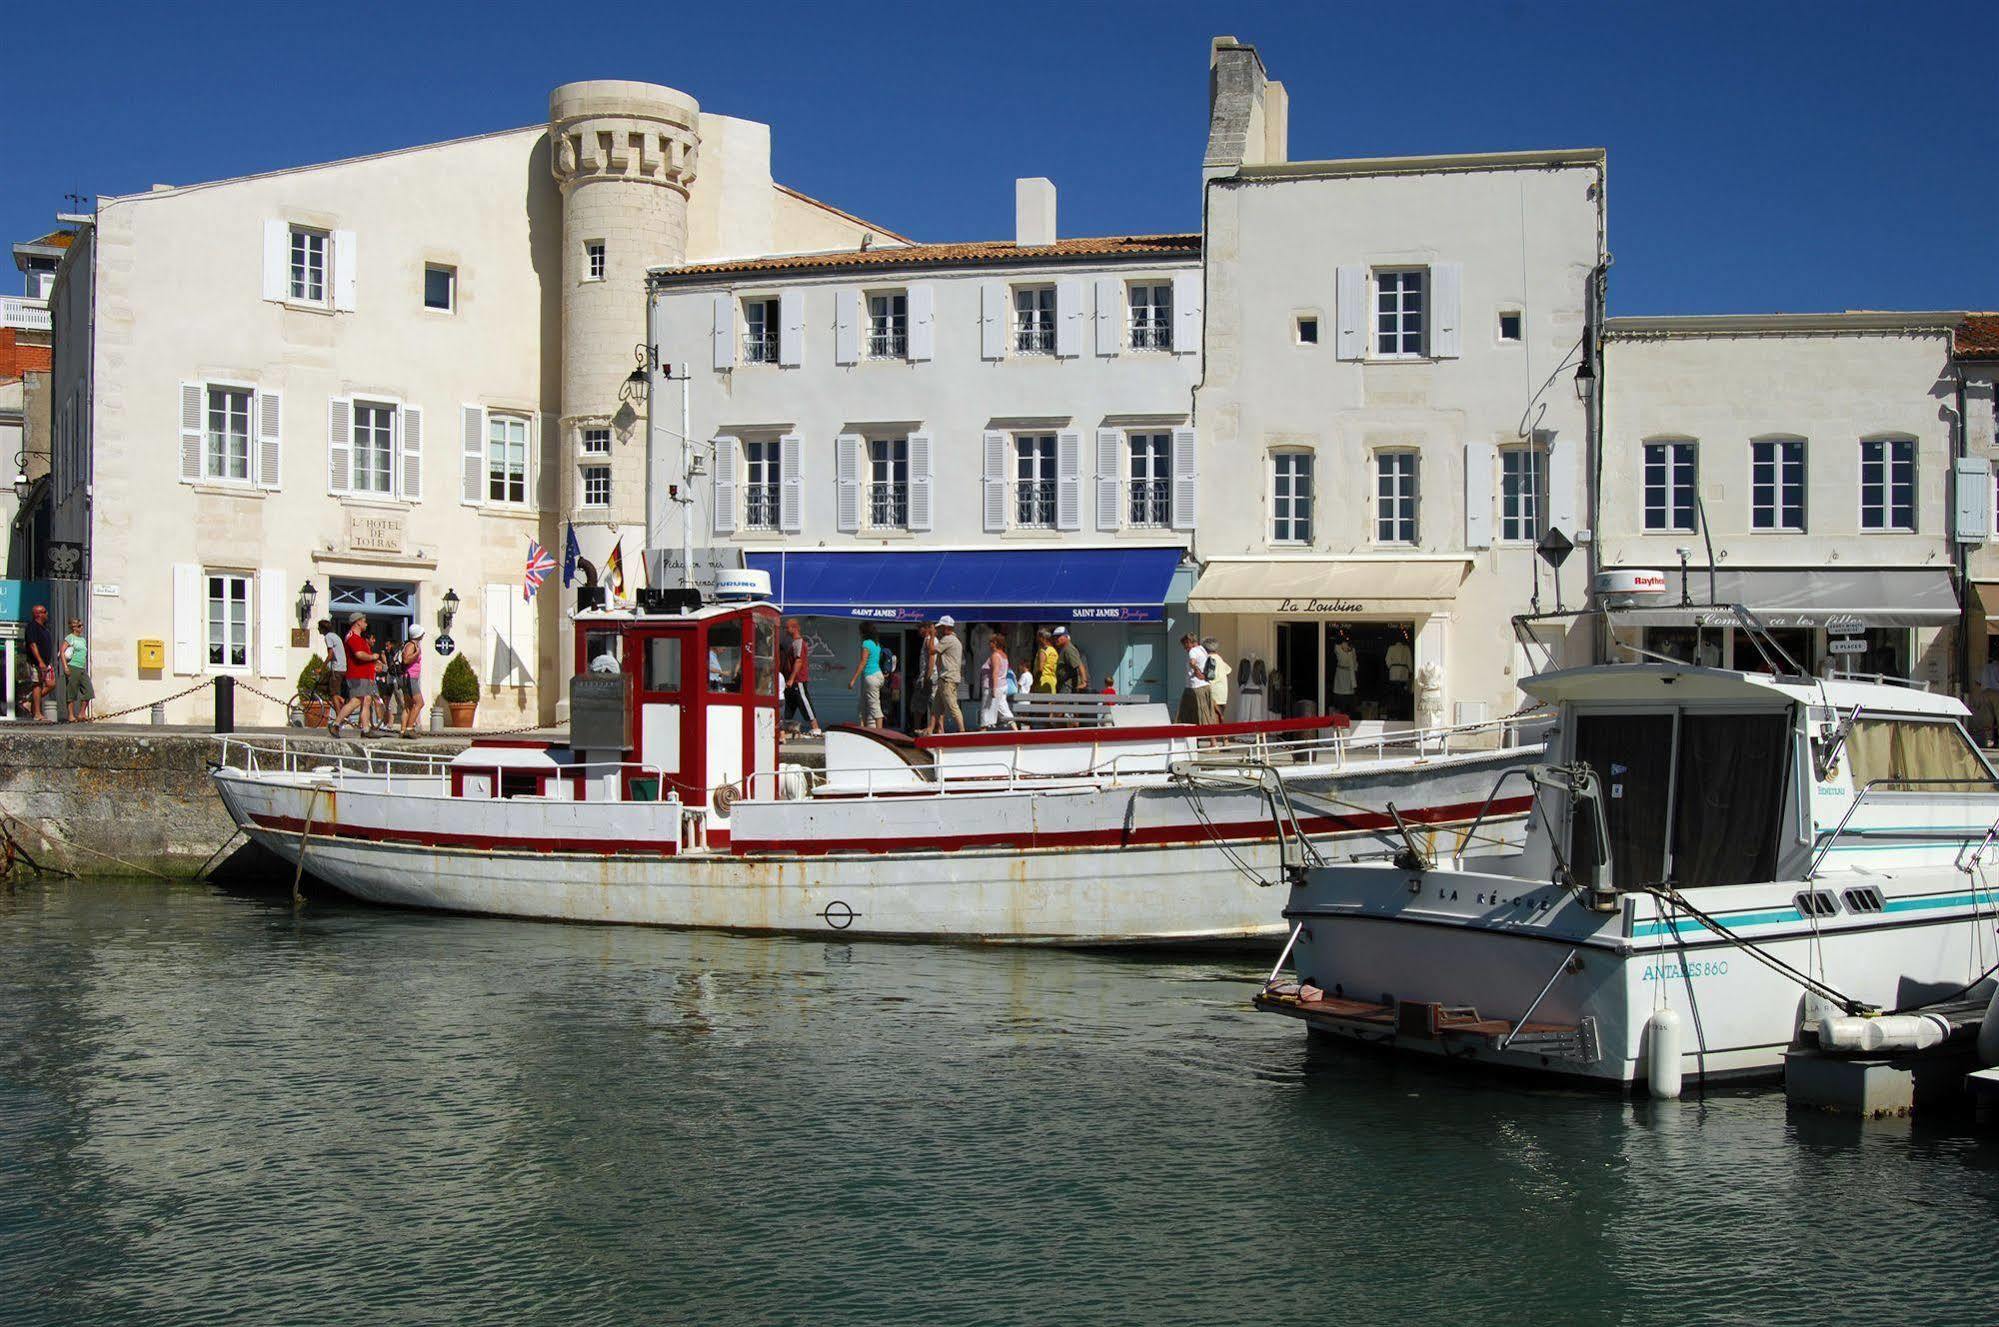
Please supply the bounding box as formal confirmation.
[348,512,406,554]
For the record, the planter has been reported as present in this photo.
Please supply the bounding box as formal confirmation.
[302,701,330,729]
[446,701,478,729]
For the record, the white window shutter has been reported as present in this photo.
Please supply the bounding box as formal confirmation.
[262,221,289,302]
[1055,280,1082,358]
[711,435,738,535]
[327,397,353,495]
[980,283,1004,361]
[1095,428,1122,530]
[907,284,935,362]
[331,229,357,311]
[1171,427,1198,531]
[258,568,288,679]
[179,382,203,483]
[398,404,424,501]
[982,430,1007,531]
[712,293,735,371]
[834,288,860,365]
[1095,278,1119,357]
[1463,440,1496,549]
[906,432,934,532]
[1172,271,1202,355]
[1055,430,1081,530]
[779,432,803,533]
[835,433,862,533]
[254,390,282,491]
[1432,262,1463,359]
[779,290,805,367]
[1336,265,1365,361]
[172,563,202,674]
[1547,433,1579,534]
[460,404,485,505]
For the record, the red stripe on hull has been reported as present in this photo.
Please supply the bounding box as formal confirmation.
[251,814,681,857]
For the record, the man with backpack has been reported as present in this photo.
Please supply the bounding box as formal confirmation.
[1178,633,1218,726]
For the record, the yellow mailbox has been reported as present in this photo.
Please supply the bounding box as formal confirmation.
[137,638,165,671]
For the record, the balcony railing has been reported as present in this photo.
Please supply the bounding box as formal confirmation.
[867,329,908,359]
[2,296,50,331]
[1126,477,1171,527]
[1012,479,1057,528]
[744,485,781,531]
[1129,319,1171,351]
[742,333,778,364]
[1014,321,1054,355]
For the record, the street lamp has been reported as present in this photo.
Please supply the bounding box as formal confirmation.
[1574,354,1596,402]
[11,455,28,502]
[439,587,460,631]
[295,580,318,628]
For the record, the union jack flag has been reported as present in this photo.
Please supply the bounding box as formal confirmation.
[523,539,558,602]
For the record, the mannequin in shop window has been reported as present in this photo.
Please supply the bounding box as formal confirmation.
[1330,629,1358,714]
[1385,627,1413,708]
[1232,649,1268,722]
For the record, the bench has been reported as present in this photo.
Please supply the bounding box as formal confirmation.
[1010,692,1155,728]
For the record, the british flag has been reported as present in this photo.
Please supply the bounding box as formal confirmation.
[523,539,558,602]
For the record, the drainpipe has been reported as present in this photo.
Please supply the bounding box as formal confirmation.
[1952,359,1971,699]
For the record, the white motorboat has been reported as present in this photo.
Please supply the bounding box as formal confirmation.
[212,587,1543,945]
[1256,612,1999,1086]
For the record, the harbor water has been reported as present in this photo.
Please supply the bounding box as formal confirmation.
[4,878,1998,1326]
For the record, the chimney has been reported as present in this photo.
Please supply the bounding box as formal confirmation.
[1204,36,1287,180]
[1015,177,1056,248]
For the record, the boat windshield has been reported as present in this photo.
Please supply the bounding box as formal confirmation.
[1844,716,1993,793]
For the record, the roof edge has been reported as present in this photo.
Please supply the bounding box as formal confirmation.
[1607,311,1964,338]
[772,183,917,246]
[1232,147,1605,182]
[649,234,1202,286]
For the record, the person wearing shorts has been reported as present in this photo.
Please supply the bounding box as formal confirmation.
[398,627,426,738]
[848,628,884,727]
[62,619,93,721]
[341,613,381,737]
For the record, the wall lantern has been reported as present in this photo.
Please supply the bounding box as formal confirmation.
[295,580,318,628]
[1573,354,1596,402]
[440,587,461,631]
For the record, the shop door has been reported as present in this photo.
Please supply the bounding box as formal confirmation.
[1120,628,1165,701]
[1570,712,1676,891]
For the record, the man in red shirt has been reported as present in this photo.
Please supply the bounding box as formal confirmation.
[339,613,380,737]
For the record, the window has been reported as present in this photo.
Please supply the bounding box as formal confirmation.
[1128,432,1171,528]
[424,264,455,311]
[206,573,251,671]
[204,386,251,483]
[1296,315,1319,345]
[580,464,611,509]
[644,636,683,693]
[1860,437,1916,531]
[1375,450,1420,543]
[867,437,909,528]
[1014,286,1055,354]
[1129,282,1173,351]
[351,401,396,495]
[580,426,611,456]
[1750,438,1806,531]
[743,298,779,364]
[1500,446,1546,542]
[1643,440,1697,532]
[585,241,605,282]
[1013,434,1057,528]
[1846,717,1991,791]
[288,228,327,303]
[708,622,744,693]
[1272,451,1314,543]
[1374,268,1426,357]
[1498,310,1523,342]
[744,438,782,530]
[867,292,907,359]
[487,414,528,505]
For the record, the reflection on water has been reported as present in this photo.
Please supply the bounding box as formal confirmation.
[3,879,1997,1327]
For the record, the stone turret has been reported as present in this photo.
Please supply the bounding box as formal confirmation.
[548,81,700,554]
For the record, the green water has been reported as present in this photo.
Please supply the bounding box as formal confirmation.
[3,878,1996,1326]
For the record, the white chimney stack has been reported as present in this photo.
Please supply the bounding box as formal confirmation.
[1015,177,1056,247]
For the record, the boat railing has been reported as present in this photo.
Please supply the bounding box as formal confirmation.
[213,735,669,803]
[1808,775,1999,878]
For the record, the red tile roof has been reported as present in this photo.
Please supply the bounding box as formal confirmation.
[655,233,1200,281]
[19,229,74,251]
[0,329,51,380]
[1958,313,1999,360]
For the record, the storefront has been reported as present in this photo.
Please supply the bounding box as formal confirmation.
[745,547,1189,728]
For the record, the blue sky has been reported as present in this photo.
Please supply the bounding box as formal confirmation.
[9,0,1995,315]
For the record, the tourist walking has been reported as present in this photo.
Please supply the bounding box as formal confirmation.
[848,627,885,728]
[981,632,1017,730]
[1053,626,1089,693]
[397,628,426,738]
[61,618,92,722]
[1178,633,1217,726]
[342,614,382,737]
[1202,636,1231,716]
[319,618,353,735]
[1032,628,1058,694]
[930,616,965,734]
[780,618,821,738]
[22,604,53,721]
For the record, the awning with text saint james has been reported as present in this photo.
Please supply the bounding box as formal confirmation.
[743,546,1184,623]
[1186,557,1472,616]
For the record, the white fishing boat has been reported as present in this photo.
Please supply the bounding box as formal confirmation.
[211,578,1544,945]
[1256,607,1999,1087]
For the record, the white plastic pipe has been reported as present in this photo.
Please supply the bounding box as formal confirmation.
[1818,1012,1952,1054]
[1646,1008,1683,1099]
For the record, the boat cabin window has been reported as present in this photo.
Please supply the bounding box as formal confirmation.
[1845,717,1992,792]
[708,622,744,693]
[499,771,540,799]
[584,630,622,675]
[644,636,684,694]
[753,614,778,696]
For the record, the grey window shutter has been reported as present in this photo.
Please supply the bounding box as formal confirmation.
[1432,262,1463,358]
[1171,427,1198,531]
[1055,430,1081,530]
[982,430,1007,531]
[398,404,424,502]
[1094,278,1119,356]
[979,283,1004,361]
[907,284,935,362]
[1171,271,1201,355]
[711,435,738,535]
[1054,281,1082,358]
[779,290,805,367]
[327,397,353,495]
[835,433,862,533]
[712,293,735,371]
[332,229,358,311]
[255,390,282,491]
[1095,428,1122,530]
[261,221,288,302]
[779,433,803,533]
[1335,265,1365,361]
[460,404,485,504]
[834,288,860,365]
[179,381,203,482]
[1463,440,1495,549]
[908,431,933,532]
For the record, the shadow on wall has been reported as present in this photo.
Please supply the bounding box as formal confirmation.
[525,131,565,722]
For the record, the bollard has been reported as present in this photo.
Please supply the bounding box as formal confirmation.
[214,676,235,734]
[430,703,444,733]
[150,702,166,726]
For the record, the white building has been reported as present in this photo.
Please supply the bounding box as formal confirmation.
[646,179,1202,726]
[1188,38,1603,730]
[1598,313,1966,687]
[50,81,894,725]
[1962,316,1999,720]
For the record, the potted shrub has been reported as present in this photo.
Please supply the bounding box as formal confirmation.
[441,654,480,728]
[297,655,330,728]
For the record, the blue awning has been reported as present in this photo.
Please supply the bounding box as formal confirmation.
[744,547,1184,623]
